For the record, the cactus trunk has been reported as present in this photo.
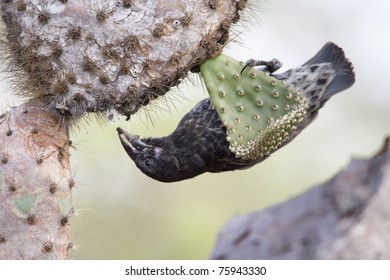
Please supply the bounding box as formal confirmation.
[0,99,72,259]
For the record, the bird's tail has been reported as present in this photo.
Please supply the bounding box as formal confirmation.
[274,42,355,111]
[303,42,355,101]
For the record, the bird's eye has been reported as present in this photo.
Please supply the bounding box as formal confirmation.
[144,159,151,167]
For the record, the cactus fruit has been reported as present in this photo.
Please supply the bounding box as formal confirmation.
[200,54,309,160]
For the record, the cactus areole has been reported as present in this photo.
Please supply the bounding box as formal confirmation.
[200,54,309,160]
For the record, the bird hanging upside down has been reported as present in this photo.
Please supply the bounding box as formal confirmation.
[117,42,355,182]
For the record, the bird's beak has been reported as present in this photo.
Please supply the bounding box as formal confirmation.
[117,127,152,157]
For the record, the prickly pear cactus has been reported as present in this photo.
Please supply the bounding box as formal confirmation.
[0,0,241,120]
[200,54,309,160]
[0,0,248,260]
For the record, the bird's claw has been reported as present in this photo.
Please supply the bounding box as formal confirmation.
[240,58,282,75]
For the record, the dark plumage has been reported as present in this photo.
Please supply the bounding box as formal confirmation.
[117,42,355,182]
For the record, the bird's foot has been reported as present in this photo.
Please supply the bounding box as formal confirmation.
[241,58,282,75]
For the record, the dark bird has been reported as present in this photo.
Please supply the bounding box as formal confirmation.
[117,42,355,182]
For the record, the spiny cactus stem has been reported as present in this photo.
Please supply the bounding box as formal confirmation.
[0,99,72,259]
[1,0,241,120]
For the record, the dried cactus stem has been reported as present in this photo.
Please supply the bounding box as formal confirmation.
[0,99,72,259]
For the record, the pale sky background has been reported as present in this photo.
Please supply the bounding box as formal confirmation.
[1,0,389,259]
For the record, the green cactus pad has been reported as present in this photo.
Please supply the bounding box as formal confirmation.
[200,54,309,160]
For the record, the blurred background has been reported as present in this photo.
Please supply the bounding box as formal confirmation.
[1,0,389,259]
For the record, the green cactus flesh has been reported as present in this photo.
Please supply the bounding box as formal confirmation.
[12,194,40,216]
[200,54,309,160]
[59,195,73,217]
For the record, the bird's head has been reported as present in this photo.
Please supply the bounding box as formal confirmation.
[117,127,182,182]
